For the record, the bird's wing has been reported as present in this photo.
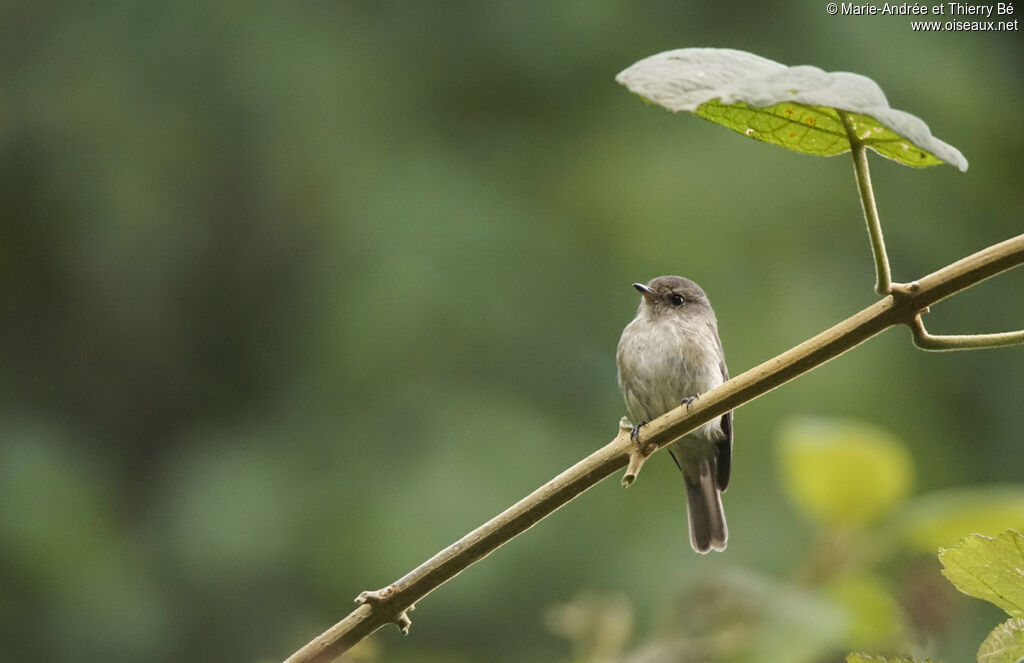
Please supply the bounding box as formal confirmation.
[715,354,733,491]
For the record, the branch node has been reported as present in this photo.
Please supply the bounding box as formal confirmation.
[355,586,395,606]
[355,586,415,634]
[889,280,921,300]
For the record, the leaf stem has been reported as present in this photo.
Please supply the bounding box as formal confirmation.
[840,112,892,296]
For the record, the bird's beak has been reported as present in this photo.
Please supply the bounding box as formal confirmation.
[633,282,656,302]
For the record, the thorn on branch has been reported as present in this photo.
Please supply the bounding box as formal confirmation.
[395,607,414,634]
[356,586,415,634]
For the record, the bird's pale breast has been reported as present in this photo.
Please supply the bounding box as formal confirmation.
[617,314,724,438]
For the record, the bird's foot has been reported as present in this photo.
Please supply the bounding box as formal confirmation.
[629,421,648,445]
[681,393,701,409]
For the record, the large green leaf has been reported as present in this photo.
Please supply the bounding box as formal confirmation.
[617,48,967,171]
[899,485,1024,553]
[778,417,913,527]
[978,618,1024,663]
[939,531,1024,617]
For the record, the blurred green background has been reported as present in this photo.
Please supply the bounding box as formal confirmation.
[1,2,1022,662]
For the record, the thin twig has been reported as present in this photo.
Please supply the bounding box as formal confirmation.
[910,313,1024,350]
[283,234,1024,663]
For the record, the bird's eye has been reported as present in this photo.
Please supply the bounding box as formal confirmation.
[669,294,685,306]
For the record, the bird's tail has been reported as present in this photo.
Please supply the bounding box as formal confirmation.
[683,457,728,554]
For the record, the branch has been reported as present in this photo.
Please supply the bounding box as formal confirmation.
[283,233,1024,663]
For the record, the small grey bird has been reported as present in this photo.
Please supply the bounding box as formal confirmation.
[616,275,733,553]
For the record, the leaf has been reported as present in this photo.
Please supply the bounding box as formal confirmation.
[939,530,1024,617]
[846,655,935,663]
[978,618,1024,663]
[827,574,903,649]
[616,48,968,171]
[899,485,1024,553]
[778,417,913,527]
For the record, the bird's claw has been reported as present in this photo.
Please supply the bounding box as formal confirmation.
[681,393,701,409]
[629,421,647,445]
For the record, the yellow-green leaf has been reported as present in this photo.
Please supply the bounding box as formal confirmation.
[828,574,903,649]
[977,618,1024,663]
[616,48,967,171]
[846,655,935,663]
[939,531,1024,617]
[899,486,1024,553]
[778,417,913,527]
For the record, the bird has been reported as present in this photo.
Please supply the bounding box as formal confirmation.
[616,275,733,553]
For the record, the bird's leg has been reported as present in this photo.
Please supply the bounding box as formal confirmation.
[629,421,648,445]
[681,393,701,409]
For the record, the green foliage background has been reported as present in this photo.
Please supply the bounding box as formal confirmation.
[1,2,1021,662]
